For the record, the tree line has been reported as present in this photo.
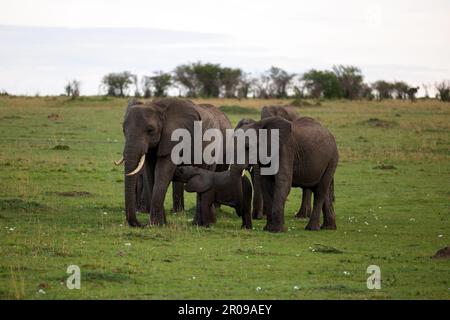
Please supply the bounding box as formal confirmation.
[63,62,450,102]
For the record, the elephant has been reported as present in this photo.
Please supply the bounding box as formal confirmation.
[237,105,313,220]
[173,164,253,229]
[119,98,231,227]
[235,116,338,232]
[115,100,185,214]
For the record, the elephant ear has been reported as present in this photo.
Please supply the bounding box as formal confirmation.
[185,174,212,193]
[259,116,292,144]
[157,100,200,157]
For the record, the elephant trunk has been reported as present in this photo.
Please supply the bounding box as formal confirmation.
[123,146,144,227]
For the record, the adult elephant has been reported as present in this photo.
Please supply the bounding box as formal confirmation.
[236,116,338,232]
[115,100,185,214]
[237,105,313,220]
[119,98,231,227]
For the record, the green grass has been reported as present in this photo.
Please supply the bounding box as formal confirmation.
[0,96,449,299]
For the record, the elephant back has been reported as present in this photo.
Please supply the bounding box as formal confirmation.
[261,105,299,122]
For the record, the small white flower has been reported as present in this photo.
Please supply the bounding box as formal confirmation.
[256,246,263,249]
[192,276,196,280]
[124,242,131,246]
[378,206,382,209]
[38,289,46,295]
[293,286,300,290]
[384,225,388,228]
[266,265,271,268]
[374,234,377,237]
[438,235,443,238]
[199,247,203,250]
[343,271,350,275]
[9,227,15,231]
[364,221,369,225]
[256,287,262,292]
[103,212,108,215]
[358,229,362,233]
[409,218,415,222]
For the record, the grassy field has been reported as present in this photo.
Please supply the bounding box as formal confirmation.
[0,96,449,299]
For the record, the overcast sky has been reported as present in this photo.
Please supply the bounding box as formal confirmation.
[1,0,449,95]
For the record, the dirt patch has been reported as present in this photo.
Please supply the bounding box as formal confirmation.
[360,118,398,128]
[0,198,47,212]
[52,145,70,150]
[310,244,343,254]
[373,164,397,170]
[47,113,62,120]
[56,191,92,197]
[433,246,450,259]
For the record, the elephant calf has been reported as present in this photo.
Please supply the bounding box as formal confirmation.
[174,165,253,229]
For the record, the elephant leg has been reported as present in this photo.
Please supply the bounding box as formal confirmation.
[295,188,312,218]
[306,165,335,231]
[260,175,273,225]
[321,182,337,230]
[321,194,337,230]
[171,182,185,213]
[141,164,153,213]
[240,204,252,229]
[264,175,290,232]
[193,191,215,227]
[251,166,264,219]
[149,157,175,225]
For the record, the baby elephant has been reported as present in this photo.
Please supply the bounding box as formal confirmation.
[174,165,253,229]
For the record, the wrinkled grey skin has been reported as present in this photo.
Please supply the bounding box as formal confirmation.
[237,105,313,220]
[236,116,338,232]
[174,164,252,228]
[122,98,231,227]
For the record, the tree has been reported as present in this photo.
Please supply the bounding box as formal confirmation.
[435,81,450,102]
[173,64,200,97]
[150,71,172,97]
[141,76,152,98]
[236,73,252,99]
[392,81,409,99]
[268,66,295,98]
[64,79,81,98]
[220,67,243,98]
[131,74,141,98]
[372,80,394,100]
[407,86,419,102]
[251,74,275,99]
[192,62,223,98]
[101,71,134,97]
[332,65,364,100]
[302,69,342,99]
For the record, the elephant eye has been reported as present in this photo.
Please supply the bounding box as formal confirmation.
[147,127,154,133]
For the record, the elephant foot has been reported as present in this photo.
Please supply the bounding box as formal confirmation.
[252,210,264,220]
[127,219,143,228]
[149,212,166,225]
[305,222,321,231]
[263,224,286,233]
[171,207,184,214]
[320,223,337,230]
[241,223,253,230]
[295,211,307,219]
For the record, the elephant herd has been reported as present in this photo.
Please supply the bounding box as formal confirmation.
[115,98,339,232]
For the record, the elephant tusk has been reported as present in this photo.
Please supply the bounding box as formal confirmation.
[114,157,124,166]
[126,154,146,176]
[241,169,246,177]
[249,167,253,173]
